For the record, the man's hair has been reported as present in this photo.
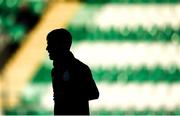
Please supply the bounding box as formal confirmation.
[47,28,72,50]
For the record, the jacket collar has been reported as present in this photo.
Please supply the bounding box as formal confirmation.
[53,51,75,70]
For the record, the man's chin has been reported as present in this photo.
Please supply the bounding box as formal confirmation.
[49,56,54,60]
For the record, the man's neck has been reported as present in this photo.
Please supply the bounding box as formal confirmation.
[52,51,74,68]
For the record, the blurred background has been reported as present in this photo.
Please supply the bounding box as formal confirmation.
[0,0,180,115]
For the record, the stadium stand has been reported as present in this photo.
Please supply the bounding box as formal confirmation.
[0,0,180,115]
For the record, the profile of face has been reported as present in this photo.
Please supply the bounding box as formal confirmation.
[46,28,72,60]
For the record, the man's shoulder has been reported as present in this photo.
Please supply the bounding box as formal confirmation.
[74,58,90,70]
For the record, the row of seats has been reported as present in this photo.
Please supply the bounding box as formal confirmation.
[31,65,180,83]
[0,0,48,72]
[4,100,51,115]
[31,65,51,84]
[91,108,180,115]
[80,0,180,3]
[92,66,180,83]
[68,4,180,42]
[0,0,47,15]
[68,25,180,42]
[5,98,180,115]
[0,0,48,43]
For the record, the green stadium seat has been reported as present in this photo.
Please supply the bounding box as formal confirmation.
[31,65,51,84]
[5,0,20,10]
[28,0,47,15]
[3,15,16,29]
[9,24,26,42]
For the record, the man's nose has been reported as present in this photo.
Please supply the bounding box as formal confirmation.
[46,46,49,51]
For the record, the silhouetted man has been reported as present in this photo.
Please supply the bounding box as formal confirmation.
[46,28,99,115]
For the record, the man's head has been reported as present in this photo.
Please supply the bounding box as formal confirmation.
[46,28,72,60]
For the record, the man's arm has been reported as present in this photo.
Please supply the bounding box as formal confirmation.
[85,66,99,100]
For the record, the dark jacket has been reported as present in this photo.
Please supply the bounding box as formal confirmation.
[51,52,99,115]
